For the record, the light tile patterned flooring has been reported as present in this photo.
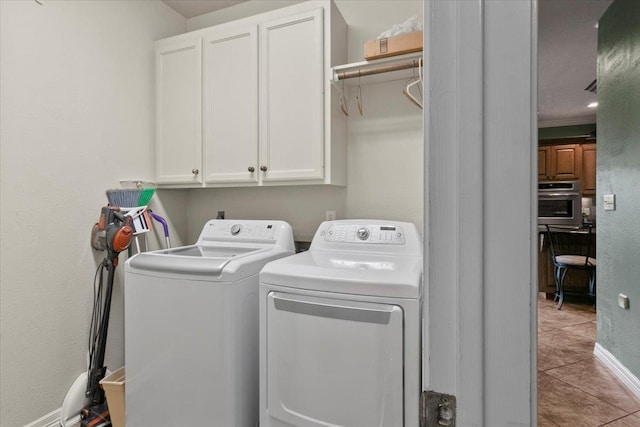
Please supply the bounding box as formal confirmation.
[538,293,640,426]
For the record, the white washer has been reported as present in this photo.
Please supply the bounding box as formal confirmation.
[259,220,423,427]
[125,219,294,427]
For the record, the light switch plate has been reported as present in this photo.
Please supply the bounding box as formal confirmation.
[603,194,616,211]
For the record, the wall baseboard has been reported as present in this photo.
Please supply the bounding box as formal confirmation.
[23,408,60,427]
[594,342,640,400]
[24,407,81,427]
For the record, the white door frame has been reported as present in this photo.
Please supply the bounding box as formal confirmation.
[423,1,538,425]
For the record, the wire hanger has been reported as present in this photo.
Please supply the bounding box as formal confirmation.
[403,58,423,110]
[339,79,349,116]
[355,73,364,116]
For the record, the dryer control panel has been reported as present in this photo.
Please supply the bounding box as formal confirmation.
[323,224,406,245]
[312,220,422,255]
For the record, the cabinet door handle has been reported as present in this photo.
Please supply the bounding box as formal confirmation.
[260,166,268,172]
[192,168,199,175]
[248,166,255,173]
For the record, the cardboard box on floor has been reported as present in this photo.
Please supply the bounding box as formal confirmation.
[100,367,125,427]
[364,31,423,60]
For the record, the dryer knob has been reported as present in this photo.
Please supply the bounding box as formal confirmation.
[231,224,242,235]
[356,227,370,241]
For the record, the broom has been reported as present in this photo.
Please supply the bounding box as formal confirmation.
[106,187,156,208]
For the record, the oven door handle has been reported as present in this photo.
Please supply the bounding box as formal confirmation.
[538,193,580,198]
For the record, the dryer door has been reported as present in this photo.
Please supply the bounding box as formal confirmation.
[266,291,404,427]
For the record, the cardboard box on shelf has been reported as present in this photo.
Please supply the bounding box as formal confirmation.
[364,31,423,60]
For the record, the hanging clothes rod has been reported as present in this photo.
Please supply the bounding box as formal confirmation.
[333,58,422,81]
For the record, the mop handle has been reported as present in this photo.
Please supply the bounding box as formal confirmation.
[149,211,171,248]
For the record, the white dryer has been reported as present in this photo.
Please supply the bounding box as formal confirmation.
[124,219,294,427]
[259,220,423,427]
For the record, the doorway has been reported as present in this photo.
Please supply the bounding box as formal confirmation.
[424,0,640,424]
[536,1,640,425]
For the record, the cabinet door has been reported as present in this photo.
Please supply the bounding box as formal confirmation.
[155,38,202,184]
[538,146,551,181]
[582,143,596,195]
[259,9,325,183]
[203,25,259,184]
[550,144,581,181]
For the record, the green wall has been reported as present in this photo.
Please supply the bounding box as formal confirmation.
[596,0,640,378]
[538,124,596,140]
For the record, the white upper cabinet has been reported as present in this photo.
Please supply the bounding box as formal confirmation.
[259,9,324,183]
[155,37,202,185]
[154,0,346,188]
[203,24,259,184]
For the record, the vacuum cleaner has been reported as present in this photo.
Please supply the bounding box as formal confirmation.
[62,195,170,427]
[60,206,134,427]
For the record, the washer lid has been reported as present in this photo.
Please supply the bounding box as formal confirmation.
[260,250,422,298]
[125,220,296,279]
[127,245,268,277]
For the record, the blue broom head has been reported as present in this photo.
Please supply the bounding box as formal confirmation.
[106,189,143,208]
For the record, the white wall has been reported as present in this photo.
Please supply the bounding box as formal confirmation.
[0,2,186,425]
[187,186,346,242]
[337,1,424,233]
[185,0,423,242]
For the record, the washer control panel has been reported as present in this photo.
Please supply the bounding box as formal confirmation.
[230,224,242,235]
[323,224,405,245]
[199,220,286,243]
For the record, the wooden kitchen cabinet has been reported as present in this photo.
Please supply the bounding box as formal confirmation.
[538,146,551,181]
[581,143,597,195]
[538,143,582,181]
[155,36,203,185]
[551,144,582,180]
[154,1,347,188]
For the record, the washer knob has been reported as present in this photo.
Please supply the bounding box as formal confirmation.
[356,227,370,241]
[230,224,242,235]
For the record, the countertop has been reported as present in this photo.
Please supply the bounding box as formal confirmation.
[537,225,596,234]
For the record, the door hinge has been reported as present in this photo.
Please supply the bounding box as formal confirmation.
[421,390,457,427]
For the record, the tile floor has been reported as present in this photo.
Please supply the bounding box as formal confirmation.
[538,293,640,426]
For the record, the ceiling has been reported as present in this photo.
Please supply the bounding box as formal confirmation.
[162,0,613,129]
[538,0,613,128]
[162,0,248,19]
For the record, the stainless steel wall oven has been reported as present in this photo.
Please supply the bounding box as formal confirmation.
[538,181,582,226]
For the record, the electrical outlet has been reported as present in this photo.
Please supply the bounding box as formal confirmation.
[325,211,336,221]
[618,293,630,309]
